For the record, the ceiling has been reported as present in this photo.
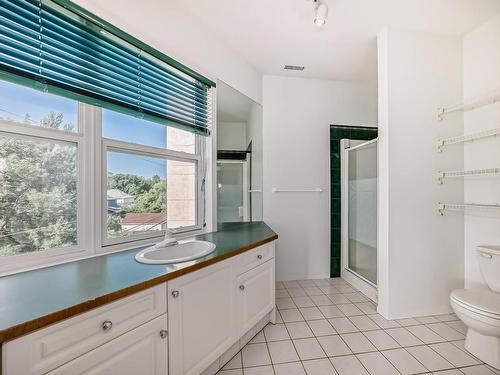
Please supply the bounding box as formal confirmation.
[171,0,500,82]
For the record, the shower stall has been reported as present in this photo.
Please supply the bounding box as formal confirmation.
[341,138,378,300]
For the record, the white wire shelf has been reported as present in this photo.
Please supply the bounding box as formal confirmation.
[437,127,500,152]
[437,202,500,216]
[272,188,323,193]
[437,167,500,184]
[437,88,500,121]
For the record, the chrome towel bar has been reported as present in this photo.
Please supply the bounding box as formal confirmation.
[272,188,323,193]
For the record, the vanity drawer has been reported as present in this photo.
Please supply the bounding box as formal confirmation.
[236,242,274,275]
[3,284,167,375]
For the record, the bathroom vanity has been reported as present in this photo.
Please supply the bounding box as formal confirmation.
[0,222,277,375]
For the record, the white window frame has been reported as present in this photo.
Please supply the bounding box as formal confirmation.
[100,139,203,248]
[0,87,210,275]
[0,104,93,275]
[92,106,205,253]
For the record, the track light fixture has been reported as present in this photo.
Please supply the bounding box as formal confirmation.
[313,0,328,28]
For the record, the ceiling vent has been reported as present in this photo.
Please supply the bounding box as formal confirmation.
[284,65,305,71]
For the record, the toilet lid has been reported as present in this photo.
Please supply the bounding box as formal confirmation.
[451,289,500,317]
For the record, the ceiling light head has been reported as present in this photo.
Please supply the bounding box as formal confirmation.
[313,0,328,28]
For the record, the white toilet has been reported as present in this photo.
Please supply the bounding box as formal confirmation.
[450,245,500,370]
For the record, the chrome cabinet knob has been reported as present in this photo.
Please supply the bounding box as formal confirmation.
[171,290,180,298]
[257,254,263,259]
[160,329,168,339]
[239,285,245,291]
[102,320,113,331]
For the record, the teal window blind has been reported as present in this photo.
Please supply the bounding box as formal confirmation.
[0,0,214,135]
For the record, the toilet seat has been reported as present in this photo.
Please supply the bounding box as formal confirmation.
[451,289,500,320]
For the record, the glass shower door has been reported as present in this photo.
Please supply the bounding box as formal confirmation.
[217,161,248,223]
[346,140,377,285]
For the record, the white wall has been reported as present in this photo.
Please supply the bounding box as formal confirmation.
[377,28,464,319]
[263,75,377,281]
[463,14,500,288]
[217,122,247,150]
[72,0,262,104]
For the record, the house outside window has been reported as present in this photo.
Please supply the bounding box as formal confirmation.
[107,189,135,211]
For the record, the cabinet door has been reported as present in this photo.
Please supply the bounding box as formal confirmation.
[47,315,167,375]
[168,260,237,375]
[236,259,275,336]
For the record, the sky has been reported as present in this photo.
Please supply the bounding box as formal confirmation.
[0,80,168,178]
[104,110,167,179]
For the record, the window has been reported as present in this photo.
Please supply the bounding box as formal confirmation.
[102,110,196,153]
[0,79,206,273]
[0,0,212,273]
[0,134,78,256]
[106,151,167,240]
[0,81,78,132]
[102,110,202,246]
[0,81,83,261]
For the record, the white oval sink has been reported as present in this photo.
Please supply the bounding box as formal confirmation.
[135,240,216,264]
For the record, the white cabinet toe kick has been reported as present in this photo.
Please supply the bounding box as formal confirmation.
[2,241,276,375]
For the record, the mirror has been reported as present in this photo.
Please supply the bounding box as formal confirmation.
[216,81,262,223]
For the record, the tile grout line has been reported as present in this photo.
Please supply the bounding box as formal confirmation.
[355,350,404,375]
[226,278,489,375]
[380,345,433,375]
[278,308,310,374]
[262,314,278,375]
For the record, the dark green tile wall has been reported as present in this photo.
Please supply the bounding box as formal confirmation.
[330,125,377,277]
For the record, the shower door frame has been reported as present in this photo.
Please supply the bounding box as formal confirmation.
[340,138,378,302]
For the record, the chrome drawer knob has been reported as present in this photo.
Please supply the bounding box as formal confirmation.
[172,290,180,298]
[239,285,245,291]
[160,329,168,339]
[257,254,263,259]
[102,320,113,331]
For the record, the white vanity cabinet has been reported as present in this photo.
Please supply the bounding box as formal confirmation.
[2,284,168,375]
[168,242,275,375]
[2,240,276,375]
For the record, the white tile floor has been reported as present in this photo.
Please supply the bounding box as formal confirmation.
[216,278,500,375]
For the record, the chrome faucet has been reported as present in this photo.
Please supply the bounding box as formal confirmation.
[154,229,179,248]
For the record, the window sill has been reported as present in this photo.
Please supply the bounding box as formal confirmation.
[0,228,209,277]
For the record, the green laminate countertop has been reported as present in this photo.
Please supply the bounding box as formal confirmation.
[0,222,277,343]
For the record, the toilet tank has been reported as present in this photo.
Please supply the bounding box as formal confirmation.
[477,245,500,292]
